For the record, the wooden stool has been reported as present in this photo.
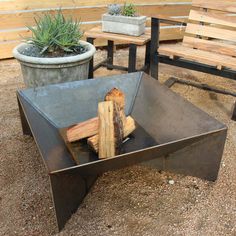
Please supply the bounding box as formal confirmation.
[84,26,151,78]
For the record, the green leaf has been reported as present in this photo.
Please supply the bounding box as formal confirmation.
[23,10,83,54]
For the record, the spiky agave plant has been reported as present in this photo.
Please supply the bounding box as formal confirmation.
[26,10,83,55]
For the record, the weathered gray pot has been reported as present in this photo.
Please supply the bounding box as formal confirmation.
[13,40,96,88]
[102,13,146,36]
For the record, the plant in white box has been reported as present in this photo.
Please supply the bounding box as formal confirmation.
[102,3,147,36]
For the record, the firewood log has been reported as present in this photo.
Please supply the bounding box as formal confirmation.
[66,117,98,142]
[104,87,125,110]
[66,88,126,143]
[105,87,126,126]
[87,116,136,153]
[98,101,123,159]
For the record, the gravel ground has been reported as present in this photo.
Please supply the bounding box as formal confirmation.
[0,46,235,236]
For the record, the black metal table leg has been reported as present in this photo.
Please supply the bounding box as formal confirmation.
[232,102,236,121]
[144,40,151,73]
[150,17,160,79]
[87,37,95,79]
[128,44,137,73]
[107,40,114,70]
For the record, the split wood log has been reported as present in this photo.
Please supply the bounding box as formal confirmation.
[105,87,126,126]
[87,116,136,153]
[66,117,99,142]
[104,87,125,110]
[98,101,123,159]
[66,88,126,143]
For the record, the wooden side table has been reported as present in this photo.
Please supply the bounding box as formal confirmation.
[84,26,151,78]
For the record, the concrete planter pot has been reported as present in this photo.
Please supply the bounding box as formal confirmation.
[102,13,146,36]
[13,40,96,88]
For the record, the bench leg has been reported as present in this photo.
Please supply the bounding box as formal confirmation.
[107,40,114,70]
[150,18,160,80]
[144,41,151,73]
[128,44,137,73]
[232,101,236,121]
[87,37,95,79]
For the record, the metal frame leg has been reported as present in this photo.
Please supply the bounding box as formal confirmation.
[150,18,160,79]
[232,102,236,121]
[107,40,114,70]
[128,44,137,73]
[50,171,98,231]
[144,41,151,73]
[17,96,32,136]
[87,37,95,79]
[164,77,236,121]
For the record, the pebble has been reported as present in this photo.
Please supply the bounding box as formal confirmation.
[168,180,175,185]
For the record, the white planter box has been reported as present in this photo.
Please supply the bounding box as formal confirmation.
[102,13,147,36]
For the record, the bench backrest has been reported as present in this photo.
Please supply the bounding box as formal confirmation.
[183,0,236,57]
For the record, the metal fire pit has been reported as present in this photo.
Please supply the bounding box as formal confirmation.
[17,72,227,231]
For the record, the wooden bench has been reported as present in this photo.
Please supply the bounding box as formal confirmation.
[150,0,236,120]
[85,26,151,78]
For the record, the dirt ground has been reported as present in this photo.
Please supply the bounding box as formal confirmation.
[0,46,235,236]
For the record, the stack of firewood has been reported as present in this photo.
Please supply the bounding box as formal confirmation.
[66,88,136,159]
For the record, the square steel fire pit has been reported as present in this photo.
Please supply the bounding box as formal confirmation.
[17,72,227,231]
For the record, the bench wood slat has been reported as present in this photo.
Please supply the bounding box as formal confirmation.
[183,36,236,57]
[185,23,236,42]
[192,0,236,13]
[159,44,236,70]
[189,10,236,28]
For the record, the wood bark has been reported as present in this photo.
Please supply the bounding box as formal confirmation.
[104,87,125,110]
[105,87,126,126]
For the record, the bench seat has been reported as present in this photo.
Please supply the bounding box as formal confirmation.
[159,44,236,70]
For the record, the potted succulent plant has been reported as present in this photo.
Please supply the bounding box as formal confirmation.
[102,3,146,36]
[13,11,96,88]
